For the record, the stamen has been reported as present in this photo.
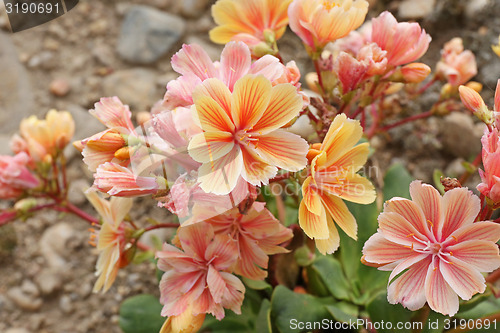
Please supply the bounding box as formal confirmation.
[433,266,437,271]
[451,235,458,242]
[427,220,434,227]
[406,233,415,238]
[449,251,453,256]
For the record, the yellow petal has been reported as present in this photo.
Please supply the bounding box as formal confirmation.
[231,74,271,130]
[298,200,329,239]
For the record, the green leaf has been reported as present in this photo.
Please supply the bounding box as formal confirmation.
[421,311,448,333]
[255,299,272,333]
[119,294,165,333]
[271,285,333,333]
[383,163,414,201]
[294,245,316,267]
[456,295,500,319]
[310,256,351,300]
[241,276,272,294]
[433,169,445,195]
[326,302,359,323]
[366,291,413,333]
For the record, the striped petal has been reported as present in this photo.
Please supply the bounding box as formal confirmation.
[320,193,357,240]
[363,232,416,265]
[188,132,235,163]
[384,197,431,240]
[231,75,271,130]
[378,211,427,246]
[240,146,277,186]
[409,180,443,238]
[439,257,485,301]
[441,187,480,240]
[448,221,500,243]
[192,79,234,132]
[253,130,308,171]
[220,42,252,91]
[315,213,340,254]
[447,240,500,272]
[425,261,459,316]
[302,177,322,216]
[298,200,329,240]
[320,114,363,163]
[171,44,217,80]
[198,147,244,195]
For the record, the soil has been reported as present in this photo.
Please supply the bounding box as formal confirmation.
[1,0,500,332]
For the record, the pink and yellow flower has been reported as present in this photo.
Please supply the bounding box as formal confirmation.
[85,190,133,292]
[288,0,369,55]
[188,74,308,195]
[187,202,292,280]
[299,114,376,254]
[20,109,75,161]
[210,0,292,51]
[436,38,477,86]
[156,222,245,321]
[0,152,39,199]
[164,42,306,110]
[478,129,500,208]
[371,11,431,67]
[363,181,500,316]
[79,97,137,172]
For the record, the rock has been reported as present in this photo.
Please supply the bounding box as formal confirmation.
[0,32,35,136]
[0,223,17,261]
[480,62,500,88]
[6,329,30,333]
[103,68,158,111]
[465,0,490,18]
[117,6,185,64]
[27,51,55,69]
[35,269,62,295]
[398,0,436,20]
[6,287,42,311]
[49,78,71,97]
[445,158,466,177]
[181,0,210,18]
[59,295,73,314]
[439,112,482,159]
[21,280,40,297]
[67,179,90,206]
[65,104,104,142]
[39,223,77,268]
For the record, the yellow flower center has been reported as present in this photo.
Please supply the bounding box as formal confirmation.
[322,0,340,11]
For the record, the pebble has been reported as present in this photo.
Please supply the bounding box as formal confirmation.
[439,112,482,159]
[117,6,186,64]
[398,0,436,20]
[39,223,77,268]
[35,269,62,295]
[67,179,90,206]
[181,0,211,18]
[6,329,30,333]
[59,295,73,314]
[49,78,71,97]
[21,280,40,298]
[102,68,158,111]
[6,287,43,311]
[27,51,55,69]
[465,0,490,18]
[445,158,466,178]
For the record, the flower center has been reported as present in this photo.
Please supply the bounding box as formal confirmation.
[322,1,340,11]
[236,130,260,148]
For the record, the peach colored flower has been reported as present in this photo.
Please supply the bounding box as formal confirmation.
[85,190,133,292]
[93,162,159,197]
[186,202,292,280]
[188,74,308,195]
[0,152,39,199]
[164,42,305,110]
[363,181,500,316]
[20,109,75,161]
[299,114,376,254]
[371,11,431,67]
[156,223,245,320]
[478,129,500,208]
[288,0,369,54]
[80,97,137,172]
[436,38,477,86]
[210,0,292,49]
[399,63,431,83]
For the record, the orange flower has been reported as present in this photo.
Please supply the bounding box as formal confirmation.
[20,109,75,161]
[188,74,308,195]
[299,114,376,254]
[210,0,292,52]
[288,0,369,54]
[85,190,133,292]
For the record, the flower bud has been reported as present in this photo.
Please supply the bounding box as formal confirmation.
[459,85,493,125]
[14,198,38,213]
[400,63,431,83]
[465,81,482,93]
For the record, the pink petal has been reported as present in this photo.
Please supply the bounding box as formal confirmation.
[171,44,217,80]
[235,235,269,280]
[439,257,485,301]
[388,256,431,311]
[440,187,480,240]
[408,180,441,238]
[378,211,427,246]
[219,271,245,315]
[447,240,500,272]
[449,221,500,243]
[198,146,244,195]
[207,265,226,303]
[495,79,500,111]
[425,261,459,316]
[205,235,239,271]
[389,253,429,284]
[163,74,202,109]
[362,232,416,265]
[249,55,285,81]
[219,41,252,91]
[178,223,214,261]
[90,97,135,131]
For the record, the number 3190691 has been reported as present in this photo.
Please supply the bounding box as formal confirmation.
[443,318,497,330]
[6,2,61,14]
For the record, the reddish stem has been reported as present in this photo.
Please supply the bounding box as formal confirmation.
[63,202,99,225]
[378,110,433,133]
[486,268,500,284]
[458,151,482,185]
[416,77,437,95]
[313,59,325,97]
[144,223,179,232]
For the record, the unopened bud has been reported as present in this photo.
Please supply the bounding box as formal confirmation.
[465,81,482,93]
[14,198,38,213]
[73,140,84,152]
[136,111,151,126]
[440,83,456,99]
[252,42,276,58]
[114,146,132,160]
[400,63,431,83]
[459,85,493,125]
[440,177,462,192]
[305,72,320,93]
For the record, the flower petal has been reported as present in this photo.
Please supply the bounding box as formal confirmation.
[171,44,217,80]
[447,240,500,272]
[164,74,202,108]
[387,256,431,311]
[302,177,322,216]
[320,173,376,205]
[240,146,277,186]
[178,223,214,260]
[439,257,485,301]
[299,200,329,240]
[207,265,226,303]
[219,271,245,315]
[384,197,431,240]
[253,130,308,171]
[363,232,416,265]
[409,180,442,237]
[231,74,271,130]
[220,41,252,91]
[320,194,357,240]
[440,187,480,240]
[251,83,303,134]
[378,211,427,246]
[249,54,285,82]
[321,114,363,163]
[425,261,459,316]
[322,142,370,171]
[315,213,340,255]
[193,79,234,132]
[198,146,244,195]
[188,132,235,163]
[448,221,500,243]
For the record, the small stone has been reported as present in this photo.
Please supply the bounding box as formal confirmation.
[117,6,186,64]
[7,287,42,311]
[59,295,73,314]
[49,78,71,97]
[6,329,30,333]
[465,0,490,18]
[67,179,90,206]
[27,51,55,69]
[181,0,210,18]
[439,112,482,159]
[35,269,62,295]
[39,223,77,268]
[43,38,60,51]
[103,68,158,111]
[0,223,17,261]
[398,0,436,20]
[445,158,466,178]
[21,280,40,297]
